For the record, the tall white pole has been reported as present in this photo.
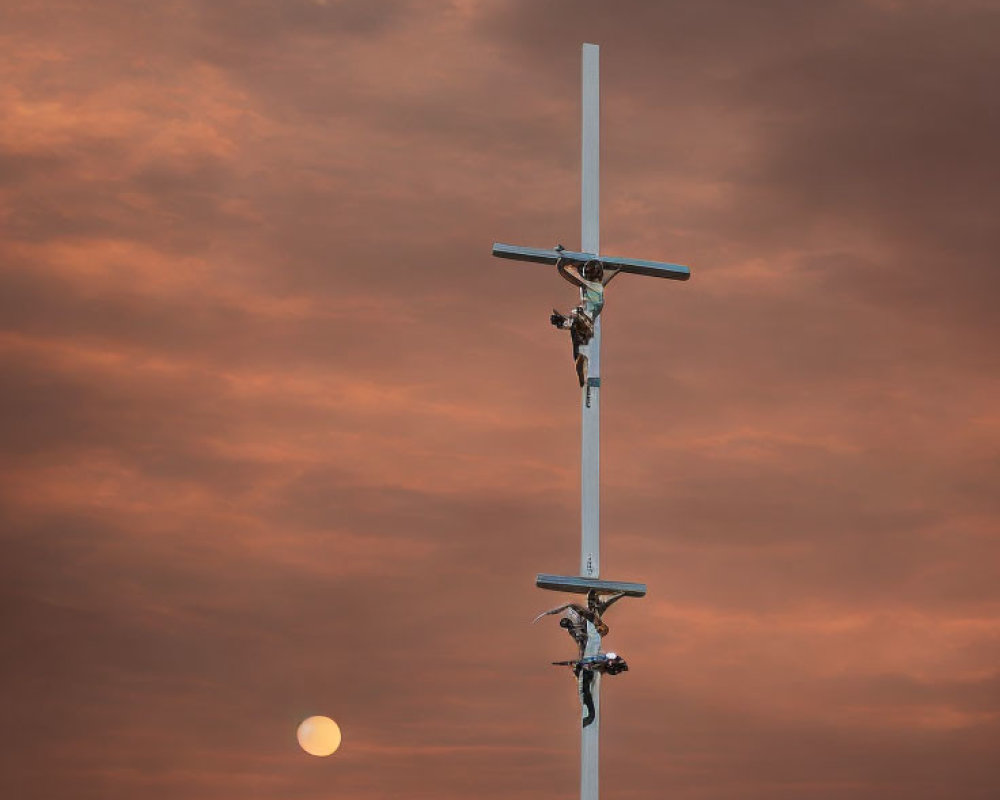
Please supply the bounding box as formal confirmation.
[490,40,688,800]
[580,41,601,800]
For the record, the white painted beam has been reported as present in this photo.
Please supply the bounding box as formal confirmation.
[580,41,600,800]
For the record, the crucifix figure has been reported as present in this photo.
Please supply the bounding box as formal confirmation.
[491,43,690,800]
[550,252,613,387]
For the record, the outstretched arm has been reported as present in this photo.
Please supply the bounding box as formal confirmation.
[533,602,589,624]
[593,591,628,613]
[531,604,573,624]
[556,258,588,290]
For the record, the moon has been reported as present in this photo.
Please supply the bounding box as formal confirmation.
[297,715,342,757]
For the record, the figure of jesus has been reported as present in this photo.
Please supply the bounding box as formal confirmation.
[549,256,609,386]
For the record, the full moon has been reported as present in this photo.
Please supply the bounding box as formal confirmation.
[297,715,342,757]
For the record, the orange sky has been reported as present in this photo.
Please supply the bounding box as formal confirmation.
[2,2,999,798]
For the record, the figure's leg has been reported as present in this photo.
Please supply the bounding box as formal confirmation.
[579,670,596,728]
[572,311,596,387]
[565,326,584,387]
[553,310,586,385]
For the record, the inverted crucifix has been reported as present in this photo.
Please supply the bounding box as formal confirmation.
[490,44,690,800]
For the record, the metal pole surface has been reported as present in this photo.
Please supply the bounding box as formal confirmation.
[580,41,601,800]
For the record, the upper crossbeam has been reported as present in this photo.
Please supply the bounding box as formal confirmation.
[492,242,690,281]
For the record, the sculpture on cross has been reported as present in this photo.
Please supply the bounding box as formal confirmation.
[548,246,616,387]
[533,585,633,727]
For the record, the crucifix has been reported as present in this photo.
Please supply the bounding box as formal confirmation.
[491,44,690,800]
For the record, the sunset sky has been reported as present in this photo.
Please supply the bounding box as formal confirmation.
[3,1,999,798]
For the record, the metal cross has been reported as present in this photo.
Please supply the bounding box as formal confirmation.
[491,43,690,800]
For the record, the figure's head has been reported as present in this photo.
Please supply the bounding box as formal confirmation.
[596,622,609,636]
[559,618,572,629]
[583,260,604,282]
